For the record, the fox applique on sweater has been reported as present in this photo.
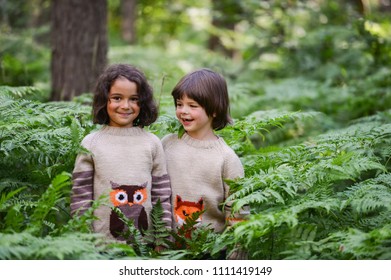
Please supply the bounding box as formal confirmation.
[162,133,249,233]
[174,195,204,226]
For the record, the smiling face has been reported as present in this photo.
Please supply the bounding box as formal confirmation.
[175,94,216,140]
[107,77,140,128]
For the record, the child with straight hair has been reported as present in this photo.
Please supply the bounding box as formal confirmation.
[71,64,172,247]
[162,68,249,256]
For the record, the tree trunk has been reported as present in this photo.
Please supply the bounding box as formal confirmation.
[379,0,391,12]
[208,0,242,58]
[50,0,108,101]
[121,0,137,44]
[347,0,365,15]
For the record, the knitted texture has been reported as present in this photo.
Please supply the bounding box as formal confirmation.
[71,126,172,240]
[162,133,248,233]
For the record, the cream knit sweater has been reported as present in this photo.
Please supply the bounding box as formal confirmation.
[71,126,172,240]
[162,133,248,233]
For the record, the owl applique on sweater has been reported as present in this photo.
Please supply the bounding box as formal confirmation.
[109,181,148,238]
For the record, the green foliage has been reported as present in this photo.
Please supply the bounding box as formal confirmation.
[0,28,50,87]
[0,86,95,192]
[1,0,391,261]
[162,211,222,260]
[221,111,391,260]
[0,231,124,260]
[146,199,172,249]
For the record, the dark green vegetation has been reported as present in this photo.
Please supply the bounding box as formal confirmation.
[1,1,391,259]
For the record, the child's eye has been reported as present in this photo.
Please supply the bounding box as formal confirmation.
[111,96,121,102]
[130,97,139,103]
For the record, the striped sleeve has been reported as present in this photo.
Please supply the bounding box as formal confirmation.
[71,150,94,216]
[71,170,93,216]
[151,174,173,229]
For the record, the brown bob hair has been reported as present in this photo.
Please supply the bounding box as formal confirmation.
[92,64,158,127]
[171,68,232,130]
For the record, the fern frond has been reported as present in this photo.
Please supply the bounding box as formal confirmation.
[0,89,95,190]
[312,224,391,260]
[143,199,171,248]
[57,194,106,235]
[111,207,151,257]
[29,172,72,235]
[0,187,26,211]
[0,86,42,100]
[0,231,126,260]
[219,110,320,154]
[340,173,391,230]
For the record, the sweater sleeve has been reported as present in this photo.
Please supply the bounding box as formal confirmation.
[151,135,173,229]
[71,138,94,217]
[223,150,249,227]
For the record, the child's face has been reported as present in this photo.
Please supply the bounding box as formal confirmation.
[107,78,140,128]
[175,95,215,140]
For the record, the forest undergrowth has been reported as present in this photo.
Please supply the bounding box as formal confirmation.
[1,15,391,260]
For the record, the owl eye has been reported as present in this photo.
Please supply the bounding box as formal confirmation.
[110,189,129,206]
[133,190,146,205]
[114,190,128,204]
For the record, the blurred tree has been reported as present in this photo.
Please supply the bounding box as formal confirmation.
[0,0,29,28]
[208,0,242,58]
[29,0,51,28]
[121,0,137,44]
[0,0,50,30]
[379,0,391,12]
[347,0,365,15]
[50,0,108,101]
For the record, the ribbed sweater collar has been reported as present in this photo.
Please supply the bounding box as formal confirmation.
[180,132,225,149]
[101,125,145,136]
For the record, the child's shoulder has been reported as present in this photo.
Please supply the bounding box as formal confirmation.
[161,133,177,143]
[143,129,164,143]
[161,133,178,149]
[80,129,101,146]
[217,137,242,161]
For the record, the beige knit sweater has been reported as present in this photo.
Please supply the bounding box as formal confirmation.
[162,133,248,233]
[71,126,172,240]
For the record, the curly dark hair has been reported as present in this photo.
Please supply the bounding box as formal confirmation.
[92,64,158,127]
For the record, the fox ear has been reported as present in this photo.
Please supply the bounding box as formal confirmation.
[198,197,203,205]
[176,195,182,203]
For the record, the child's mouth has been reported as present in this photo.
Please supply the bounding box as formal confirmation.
[118,111,134,117]
[181,117,193,125]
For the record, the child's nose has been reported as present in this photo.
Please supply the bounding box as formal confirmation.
[181,105,189,114]
[121,100,131,109]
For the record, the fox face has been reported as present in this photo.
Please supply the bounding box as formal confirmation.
[174,195,204,227]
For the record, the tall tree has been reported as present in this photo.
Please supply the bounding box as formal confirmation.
[379,0,391,12]
[121,0,137,44]
[50,0,108,101]
[208,0,242,58]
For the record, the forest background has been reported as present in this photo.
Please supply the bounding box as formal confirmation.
[0,0,391,260]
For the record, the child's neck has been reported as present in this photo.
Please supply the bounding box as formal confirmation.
[186,130,218,141]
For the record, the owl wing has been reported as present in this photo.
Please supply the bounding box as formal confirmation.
[119,204,149,231]
[138,207,148,232]
[110,208,125,238]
